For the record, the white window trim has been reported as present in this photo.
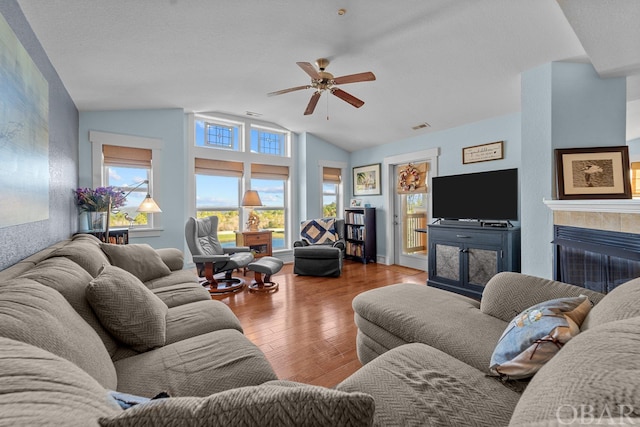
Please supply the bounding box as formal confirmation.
[382,148,439,265]
[187,113,296,255]
[90,130,164,238]
[319,160,347,218]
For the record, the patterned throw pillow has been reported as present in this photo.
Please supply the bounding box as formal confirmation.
[489,295,592,380]
[87,265,168,352]
[300,218,338,244]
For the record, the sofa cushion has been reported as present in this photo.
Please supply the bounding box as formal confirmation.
[352,283,508,371]
[87,265,168,352]
[0,279,117,389]
[99,380,374,427]
[19,256,120,357]
[151,281,211,308]
[0,337,121,426]
[300,218,338,244]
[509,316,640,426]
[114,329,277,397]
[52,234,111,277]
[337,343,521,427]
[489,296,591,380]
[480,272,604,323]
[581,276,640,331]
[101,243,172,283]
[165,300,243,345]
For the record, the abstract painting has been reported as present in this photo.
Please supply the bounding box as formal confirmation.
[0,13,49,228]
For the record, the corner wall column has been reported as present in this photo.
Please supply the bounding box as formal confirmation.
[520,62,626,278]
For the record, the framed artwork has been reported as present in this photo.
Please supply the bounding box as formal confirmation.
[350,198,363,207]
[462,141,504,164]
[353,163,381,196]
[555,146,631,200]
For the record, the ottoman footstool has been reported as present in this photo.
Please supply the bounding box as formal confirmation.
[247,257,284,293]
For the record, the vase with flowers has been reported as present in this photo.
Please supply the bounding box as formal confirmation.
[75,187,126,232]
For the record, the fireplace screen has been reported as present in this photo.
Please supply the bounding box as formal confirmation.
[554,226,640,293]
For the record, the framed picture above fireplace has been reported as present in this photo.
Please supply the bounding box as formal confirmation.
[555,146,631,200]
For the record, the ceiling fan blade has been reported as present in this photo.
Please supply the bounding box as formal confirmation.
[304,92,322,115]
[297,62,320,80]
[267,85,310,96]
[333,71,376,85]
[331,88,365,108]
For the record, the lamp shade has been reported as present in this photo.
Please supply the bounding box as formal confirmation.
[137,195,162,213]
[241,190,263,207]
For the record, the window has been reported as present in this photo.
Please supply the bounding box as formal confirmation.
[195,158,243,247]
[322,167,342,217]
[251,164,289,250]
[195,118,241,151]
[103,145,153,228]
[632,162,640,197]
[250,126,287,156]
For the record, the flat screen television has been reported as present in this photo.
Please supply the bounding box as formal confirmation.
[432,168,518,221]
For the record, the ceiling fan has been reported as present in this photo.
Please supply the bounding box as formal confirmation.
[268,58,376,115]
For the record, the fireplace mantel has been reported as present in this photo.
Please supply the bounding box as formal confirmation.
[543,199,640,214]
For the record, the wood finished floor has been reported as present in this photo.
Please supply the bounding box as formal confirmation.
[211,260,428,388]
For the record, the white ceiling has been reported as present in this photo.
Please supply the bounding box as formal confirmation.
[16,0,640,152]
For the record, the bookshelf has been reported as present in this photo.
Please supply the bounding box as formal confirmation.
[344,207,376,264]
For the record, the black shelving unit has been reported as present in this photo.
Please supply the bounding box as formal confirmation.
[344,207,376,264]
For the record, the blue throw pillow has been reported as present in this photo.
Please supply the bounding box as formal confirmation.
[489,295,592,380]
[300,218,338,244]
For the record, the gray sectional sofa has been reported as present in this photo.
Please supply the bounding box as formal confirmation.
[347,272,640,425]
[2,234,640,426]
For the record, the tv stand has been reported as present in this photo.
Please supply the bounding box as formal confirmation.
[427,223,521,299]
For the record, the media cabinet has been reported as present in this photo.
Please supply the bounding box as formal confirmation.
[427,223,521,299]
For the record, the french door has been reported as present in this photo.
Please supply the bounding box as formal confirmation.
[393,165,428,270]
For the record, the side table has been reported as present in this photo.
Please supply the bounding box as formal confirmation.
[235,230,273,259]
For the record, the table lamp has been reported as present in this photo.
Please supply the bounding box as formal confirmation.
[241,190,263,232]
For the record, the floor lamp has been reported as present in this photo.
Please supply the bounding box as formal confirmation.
[106,180,161,242]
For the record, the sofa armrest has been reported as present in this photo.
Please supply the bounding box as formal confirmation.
[156,248,185,271]
[480,271,605,322]
[293,239,310,247]
[332,239,345,251]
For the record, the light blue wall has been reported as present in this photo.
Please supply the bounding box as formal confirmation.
[349,113,522,259]
[0,2,79,270]
[298,132,350,222]
[628,138,640,162]
[78,109,187,252]
[521,62,627,278]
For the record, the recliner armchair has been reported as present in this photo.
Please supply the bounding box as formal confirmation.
[293,218,345,277]
[185,215,254,293]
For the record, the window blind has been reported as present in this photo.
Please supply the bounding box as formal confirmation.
[323,167,342,184]
[194,158,244,177]
[251,164,289,179]
[103,145,151,167]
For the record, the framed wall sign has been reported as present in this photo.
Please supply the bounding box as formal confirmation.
[353,163,381,196]
[462,141,504,164]
[555,146,631,200]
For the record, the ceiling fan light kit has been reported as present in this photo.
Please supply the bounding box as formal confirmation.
[268,58,375,116]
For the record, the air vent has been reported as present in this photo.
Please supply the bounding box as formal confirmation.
[412,122,431,130]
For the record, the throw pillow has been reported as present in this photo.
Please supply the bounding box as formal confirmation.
[100,243,172,283]
[489,295,592,380]
[99,380,375,427]
[87,265,168,352]
[300,218,338,244]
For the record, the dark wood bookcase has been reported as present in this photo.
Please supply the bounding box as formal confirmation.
[344,207,376,264]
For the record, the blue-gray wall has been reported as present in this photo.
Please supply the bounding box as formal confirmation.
[78,109,187,252]
[0,1,79,270]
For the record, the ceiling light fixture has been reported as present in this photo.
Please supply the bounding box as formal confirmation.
[338,8,347,15]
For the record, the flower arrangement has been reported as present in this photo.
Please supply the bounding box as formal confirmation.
[74,187,126,212]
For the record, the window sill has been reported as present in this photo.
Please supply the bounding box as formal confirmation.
[129,228,163,238]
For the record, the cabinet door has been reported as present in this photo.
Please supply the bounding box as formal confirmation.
[433,243,461,283]
[466,247,499,287]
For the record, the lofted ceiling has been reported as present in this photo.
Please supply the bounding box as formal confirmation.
[16,0,640,152]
